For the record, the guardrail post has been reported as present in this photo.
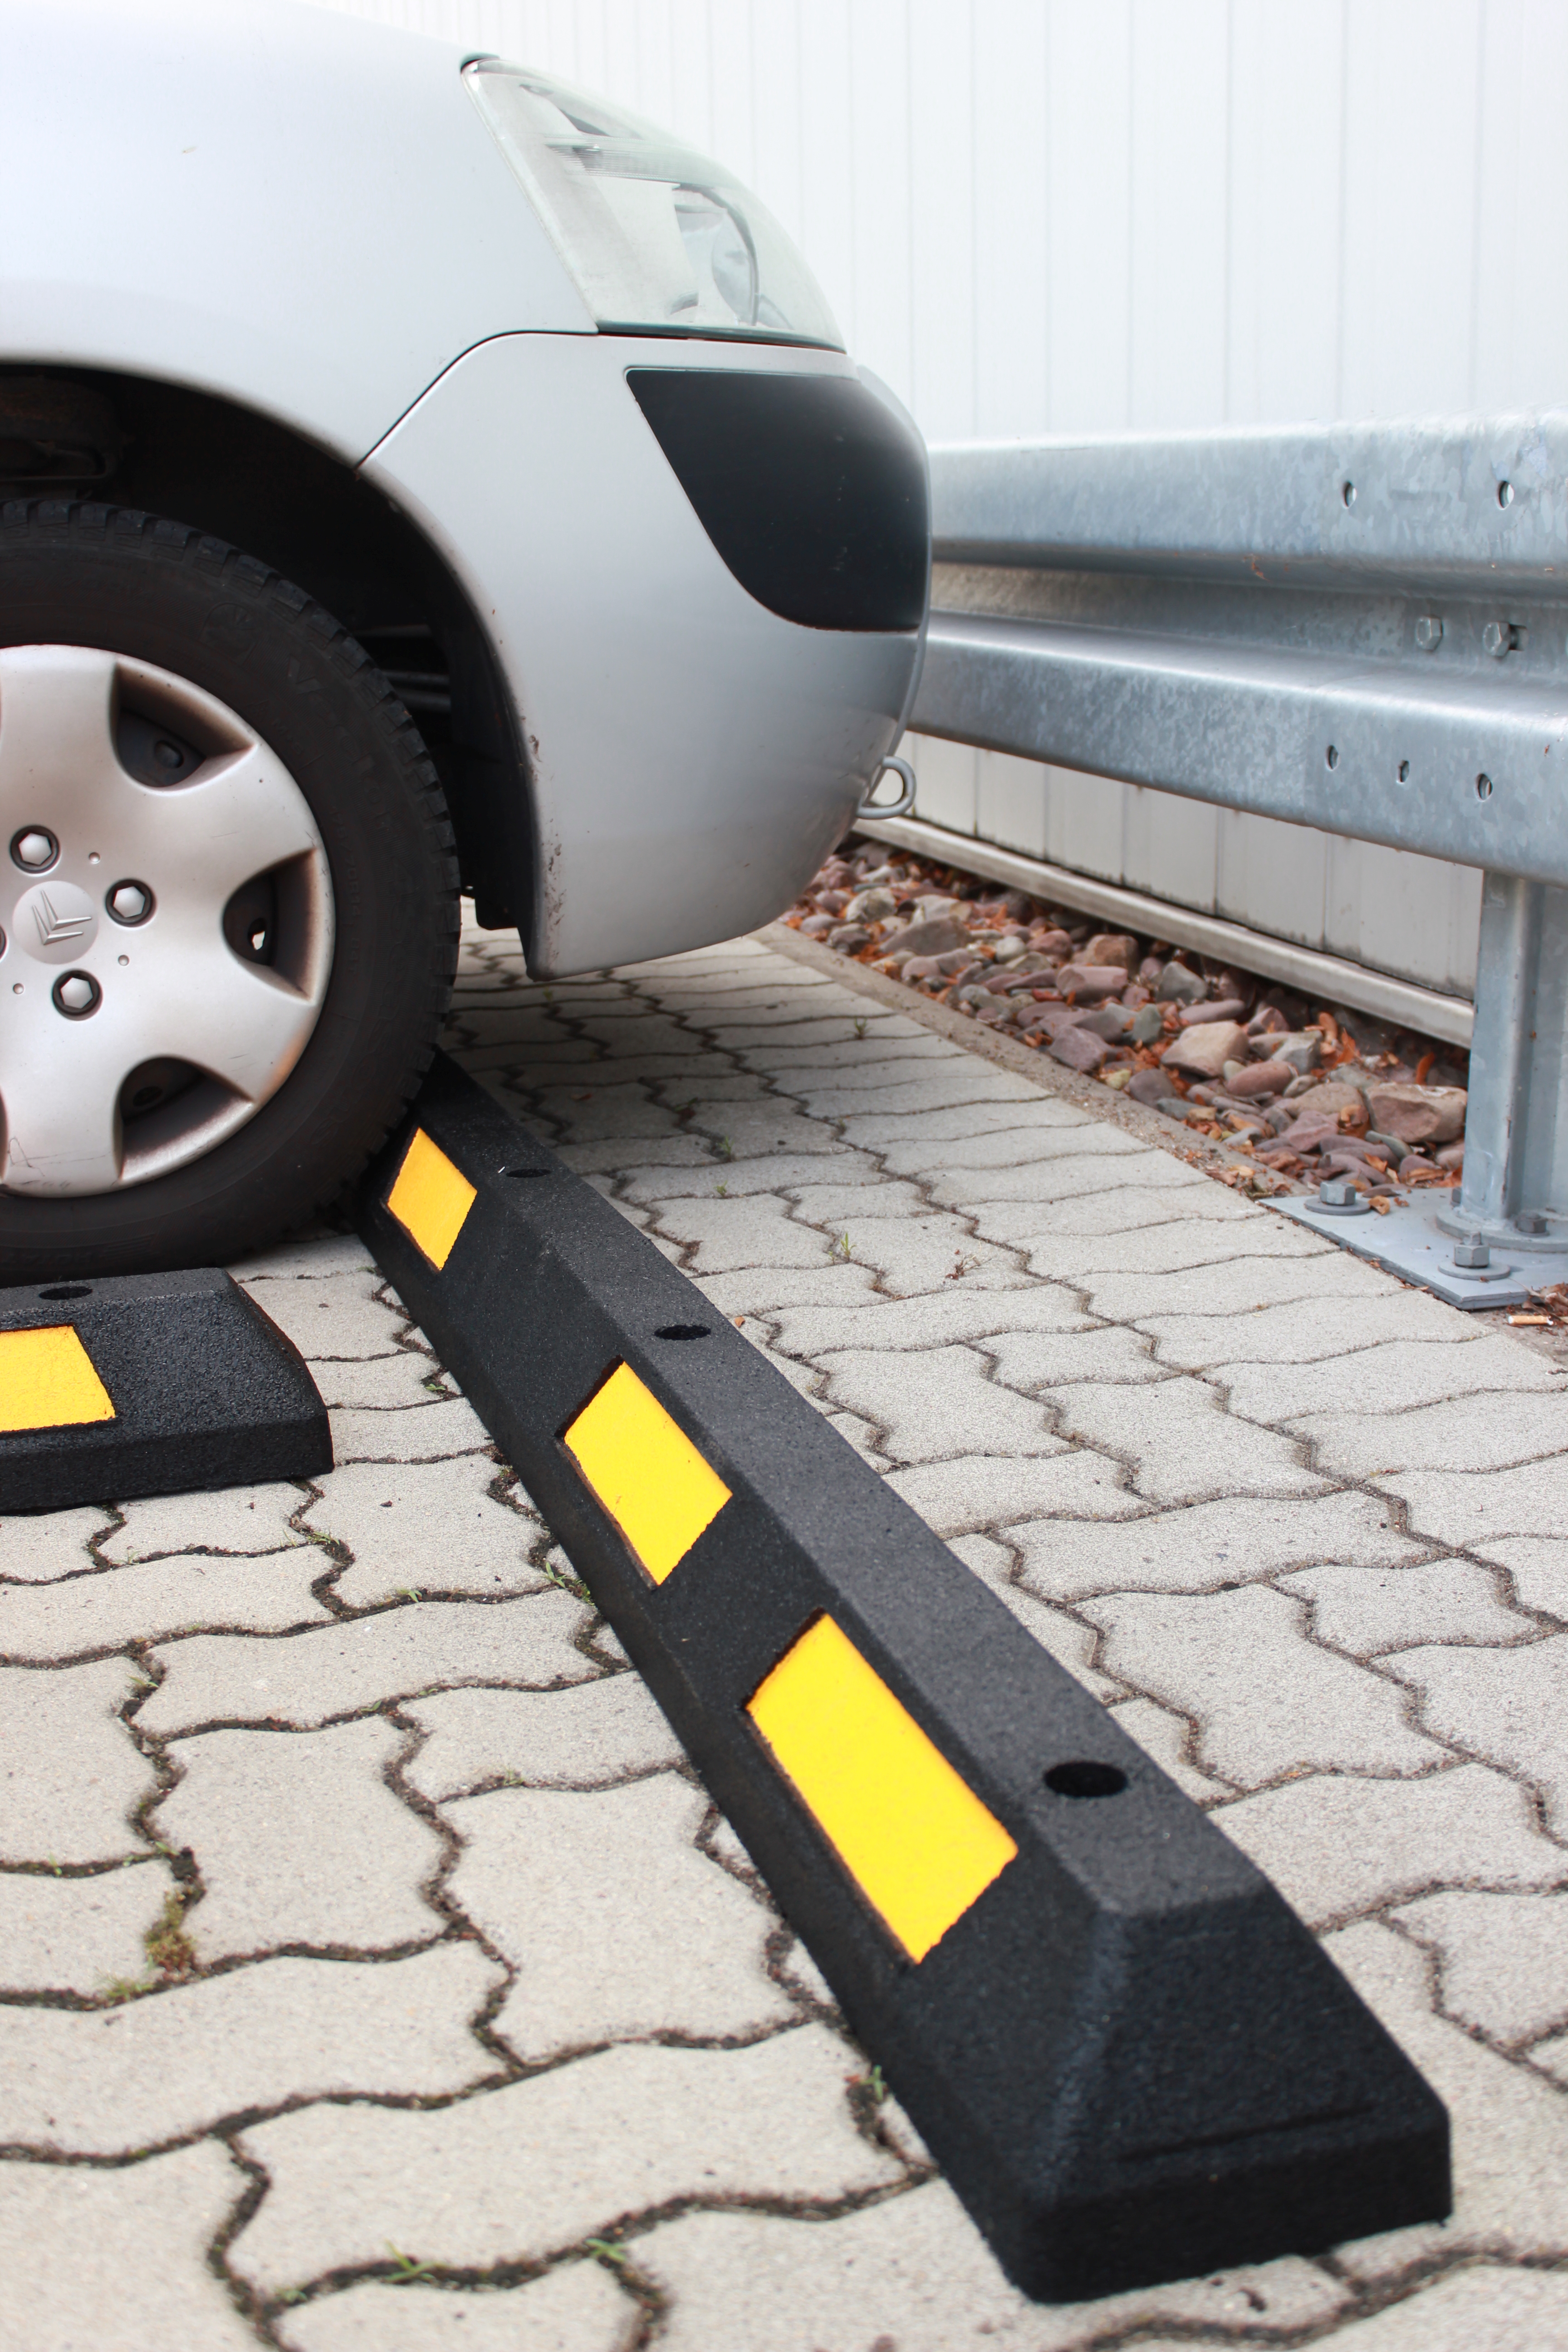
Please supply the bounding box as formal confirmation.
[1444,870,1568,1246]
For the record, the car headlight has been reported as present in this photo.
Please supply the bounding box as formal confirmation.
[465,60,843,350]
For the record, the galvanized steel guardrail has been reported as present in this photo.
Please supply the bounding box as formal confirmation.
[907,411,1568,1287]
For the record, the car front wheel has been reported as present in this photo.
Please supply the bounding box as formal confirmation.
[0,503,458,1279]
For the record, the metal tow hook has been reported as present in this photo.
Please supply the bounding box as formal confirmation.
[861,753,916,820]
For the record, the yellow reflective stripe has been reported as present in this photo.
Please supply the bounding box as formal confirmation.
[387,1128,476,1271]
[564,1360,731,1583]
[749,1615,1017,1963]
[0,1326,116,1433]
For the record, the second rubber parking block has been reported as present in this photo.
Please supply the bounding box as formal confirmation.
[0,1267,331,1511]
[361,1054,1450,2303]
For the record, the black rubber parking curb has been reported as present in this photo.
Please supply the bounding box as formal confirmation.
[0,1267,331,1511]
[360,1051,1449,2303]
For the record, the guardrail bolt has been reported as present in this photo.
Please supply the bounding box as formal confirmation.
[1453,1233,1491,1269]
[1319,1179,1358,1207]
[1482,620,1523,658]
[1414,616,1443,651]
[1516,1211,1548,1235]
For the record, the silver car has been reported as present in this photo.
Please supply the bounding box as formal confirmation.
[0,0,927,1275]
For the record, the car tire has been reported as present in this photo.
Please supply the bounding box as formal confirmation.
[0,500,459,1279]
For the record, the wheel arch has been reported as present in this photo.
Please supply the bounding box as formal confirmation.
[0,363,537,938]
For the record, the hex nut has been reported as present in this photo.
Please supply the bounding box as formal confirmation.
[108,882,152,925]
[11,828,57,872]
[52,972,100,1017]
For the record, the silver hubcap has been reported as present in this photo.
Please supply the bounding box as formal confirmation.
[0,646,334,1197]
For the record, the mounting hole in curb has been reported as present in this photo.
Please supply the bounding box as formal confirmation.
[38,1283,93,1300]
[654,1323,712,1342]
[1045,1760,1128,1799]
[500,1165,549,1179]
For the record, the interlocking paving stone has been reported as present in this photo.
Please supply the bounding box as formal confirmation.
[1382,1633,1568,1833]
[301,1456,549,1608]
[0,1860,176,1993]
[1144,1290,1483,1371]
[0,1941,499,2152]
[646,1192,843,1273]
[235,1269,410,1361]
[1279,1559,1535,1654]
[1043,1374,1325,1502]
[634,2184,1349,2352]
[0,2140,257,2352]
[97,1483,308,1566]
[228,1234,377,1283]
[1325,1920,1568,2274]
[931,1150,1189,1210]
[232,2028,901,2292]
[1531,2029,1568,2087]
[0,1660,152,1863]
[448,1776,794,2060]
[1222,1333,1567,1422]
[769,1286,1085,1357]
[328,1393,491,1464]
[696,1262,881,1317]
[985,1324,1168,1389]
[1297,1390,1568,1478]
[0,1505,116,1581]
[1471,1535,1568,1619]
[137,1592,597,1734]
[314,1351,454,1411]
[1004,1215,1333,1288]
[1014,1491,1420,1602]
[817,1345,1067,1463]
[1383,1457,1568,1550]
[282,2263,635,2351]
[1306,2267,1568,2351]
[1080,1587,1446,1786]
[621,1149,884,1202]
[0,1547,330,1660]
[884,1448,1139,1538]
[1091,1245,1385,1324]
[1393,1889,1568,2047]
[157,1718,444,1960]
[404,1676,682,1800]
[7,922,1565,2342]
[809,1214,1017,1293]
[1212,1763,1568,1926]
[853,1098,1093,1151]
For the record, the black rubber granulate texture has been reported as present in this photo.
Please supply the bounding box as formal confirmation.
[0,500,459,1279]
[0,1267,330,1510]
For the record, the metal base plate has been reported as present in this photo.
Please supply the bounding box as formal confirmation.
[1274,1193,1568,1308]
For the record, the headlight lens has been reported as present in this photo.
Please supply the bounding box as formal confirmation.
[465,60,843,349]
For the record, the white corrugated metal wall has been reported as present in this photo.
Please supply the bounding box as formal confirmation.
[316,0,1568,999]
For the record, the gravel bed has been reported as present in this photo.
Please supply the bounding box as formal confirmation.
[786,836,1471,1215]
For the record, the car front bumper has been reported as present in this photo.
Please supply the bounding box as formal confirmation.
[363,333,926,976]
